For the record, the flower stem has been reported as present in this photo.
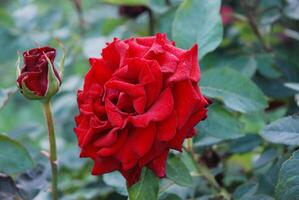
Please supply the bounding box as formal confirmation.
[43,101,58,200]
[184,147,231,200]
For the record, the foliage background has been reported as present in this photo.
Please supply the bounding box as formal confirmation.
[0,0,299,199]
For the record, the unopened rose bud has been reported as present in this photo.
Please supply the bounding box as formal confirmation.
[16,46,62,101]
[119,5,148,18]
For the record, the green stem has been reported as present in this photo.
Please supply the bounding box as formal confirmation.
[185,147,231,200]
[43,101,58,200]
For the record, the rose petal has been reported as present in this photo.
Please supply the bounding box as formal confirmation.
[148,149,169,177]
[173,80,202,129]
[129,88,174,127]
[97,128,128,156]
[167,45,200,83]
[120,166,142,186]
[157,111,177,142]
[169,108,208,151]
[84,58,113,90]
[94,128,118,147]
[92,156,120,175]
[105,80,146,114]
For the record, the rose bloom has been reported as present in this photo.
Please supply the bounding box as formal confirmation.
[16,47,61,99]
[74,33,209,185]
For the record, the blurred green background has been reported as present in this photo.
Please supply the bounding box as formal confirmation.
[0,0,299,200]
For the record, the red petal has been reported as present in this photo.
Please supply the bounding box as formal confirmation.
[129,88,174,127]
[91,156,120,175]
[157,111,177,142]
[120,166,142,186]
[169,108,208,151]
[132,123,156,157]
[84,58,113,90]
[167,45,200,83]
[17,70,48,96]
[148,149,169,177]
[105,80,146,114]
[94,128,118,147]
[105,98,126,128]
[173,80,201,129]
[116,124,156,169]
[97,128,128,156]
[102,38,128,69]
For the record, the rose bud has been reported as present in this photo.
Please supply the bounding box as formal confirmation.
[119,5,148,18]
[16,46,62,101]
[74,33,210,186]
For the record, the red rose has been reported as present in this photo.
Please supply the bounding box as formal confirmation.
[74,33,209,185]
[16,46,61,100]
[221,5,234,25]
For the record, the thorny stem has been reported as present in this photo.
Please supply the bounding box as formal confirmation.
[240,0,272,52]
[43,101,58,200]
[184,147,231,200]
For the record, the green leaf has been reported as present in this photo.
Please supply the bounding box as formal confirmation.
[196,104,244,140]
[172,0,223,60]
[260,115,299,145]
[233,182,258,200]
[256,54,281,79]
[166,155,193,187]
[0,134,34,174]
[128,168,159,200]
[0,87,17,110]
[276,150,299,200]
[99,0,149,6]
[229,135,261,154]
[224,55,257,78]
[201,67,267,113]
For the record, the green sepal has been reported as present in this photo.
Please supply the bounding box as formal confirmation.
[43,52,61,102]
[20,81,44,100]
[16,52,21,78]
[55,37,66,78]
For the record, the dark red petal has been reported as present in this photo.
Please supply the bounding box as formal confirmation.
[143,60,163,107]
[127,39,149,58]
[173,80,201,129]
[138,141,168,167]
[84,58,113,90]
[129,88,174,127]
[105,80,146,114]
[157,111,177,142]
[116,124,156,170]
[169,108,208,151]
[94,128,118,147]
[97,128,128,156]
[167,45,200,83]
[148,149,169,177]
[105,98,126,128]
[131,123,156,157]
[91,156,120,175]
[102,38,128,69]
[120,166,142,186]
[17,70,48,96]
